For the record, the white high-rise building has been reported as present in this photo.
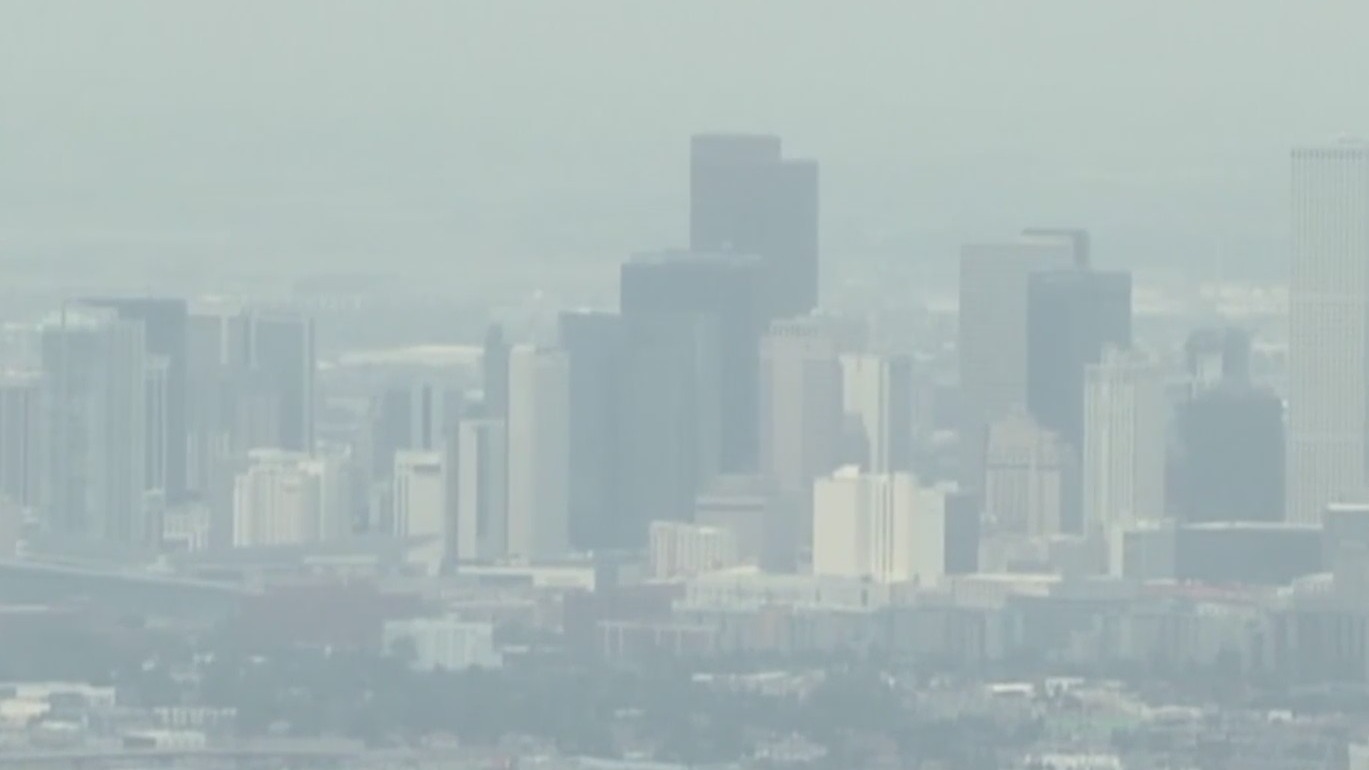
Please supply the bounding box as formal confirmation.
[505,346,570,560]
[1083,347,1167,570]
[812,467,946,584]
[984,407,1067,537]
[40,307,150,544]
[392,450,445,540]
[840,353,914,473]
[454,418,508,561]
[648,520,740,579]
[1288,141,1369,524]
[231,448,335,547]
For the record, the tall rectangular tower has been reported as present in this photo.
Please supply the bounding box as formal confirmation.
[957,236,1077,485]
[506,346,570,560]
[41,307,150,545]
[1083,347,1168,571]
[558,310,624,552]
[1026,269,1133,451]
[621,251,766,473]
[81,298,188,500]
[690,134,819,317]
[1288,142,1369,524]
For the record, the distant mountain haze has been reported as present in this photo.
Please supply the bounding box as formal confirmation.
[1,1,1360,279]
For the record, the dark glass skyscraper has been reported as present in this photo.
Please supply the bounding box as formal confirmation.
[614,311,720,546]
[620,251,767,473]
[558,310,624,551]
[1173,384,1285,523]
[689,134,819,318]
[247,310,316,453]
[1026,269,1133,450]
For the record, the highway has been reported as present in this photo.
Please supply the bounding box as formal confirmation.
[0,742,369,768]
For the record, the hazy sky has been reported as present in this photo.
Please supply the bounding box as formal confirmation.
[2,1,1367,281]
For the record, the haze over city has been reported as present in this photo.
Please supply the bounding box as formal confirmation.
[5,3,1369,770]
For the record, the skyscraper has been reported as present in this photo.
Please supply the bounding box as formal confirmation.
[620,251,766,472]
[1083,347,1168,571]
[840,352,915,474]
[506,346,570,560]
[1288,141,1369,524]
[454,417,508,562]
[82,298,189,500]
[0,373,41,512]
[615,311,720,545]
[248,309,316,453]
[558,310,623,551]
[690,134,820,317]
[482,324,510,418]
[41,306,150,544]
[392,450,446,541]
[1173,384,1285,524]
[984,407,1068,537]
[760,317,854,484]
[957,235,1077,484]
[368,380,461,480]
[1026,268,1132,450]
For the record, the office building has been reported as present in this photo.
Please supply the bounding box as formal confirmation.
[1025,268,1132,450]
[1288,141,1369,524]
[840,352,914,473]
[612,253,763,546]
[1083,347,1168,570]
[369,380,461,480]
[247,310,316,453]
[690,133,820,317]
[392,450,446,541]
[184,306,251,499]
[558,310,623,551]
[1020,227,1091,267]
[144,356,171,497]
[40,306,150,545]
[231,448,334,547]
[758,315,847,559]
[957,234,1077,483]
[694,474,783,571]
[82,298,189,499]
[0,373,41,511]
[648,520,740,580]
[454,418,508,562]
[943,490,981,575]
[482,324,510,417]
[984,407,1068,537]
[621,250,767,473]
[1172,384,1284,524]
[506,346,570,560]
[812,467,947,585]
[615,311,720,544]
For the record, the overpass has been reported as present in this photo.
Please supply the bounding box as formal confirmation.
[0,557,256,616]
